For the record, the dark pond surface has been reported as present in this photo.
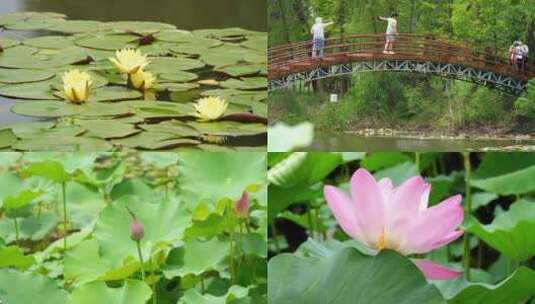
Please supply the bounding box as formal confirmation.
[0,0,266,126]
[309,133,535,152]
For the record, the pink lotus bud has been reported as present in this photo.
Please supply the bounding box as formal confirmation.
[130,218,144,241]
[234,191,250,218]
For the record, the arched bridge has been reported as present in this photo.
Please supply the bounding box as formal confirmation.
[268,34,534,95]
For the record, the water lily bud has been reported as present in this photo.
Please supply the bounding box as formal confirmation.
[131,70,156,91]
[234,191,250,218]
[194,96,228,121]
[130,217,144,241]
[62,69,92,103]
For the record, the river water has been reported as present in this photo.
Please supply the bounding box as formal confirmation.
[0,0,266,126]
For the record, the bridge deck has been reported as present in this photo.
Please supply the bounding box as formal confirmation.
[268,34,534,82]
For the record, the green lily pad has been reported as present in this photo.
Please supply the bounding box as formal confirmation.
[111,132,200,150]
[11,100,83,117]
[177,286,250,304]
[76,120,140,139]
[70,280,152,304]
[23,36,74,49]
[0,270,69,304]
[12,135,113,151]
[134,101,195,119]
[47,20,106,34]
[219,77,266,90]
[75,34,138,51]
[76,101,134,117]
[188,121,266,136]
[0,37,21,49]
[0,246,35,270]
[0,129,17,148]
[154,30,194,43]
[138,121,200,138]
[159,71,199,83]
[0,69,56,84]
[0,82,58,100]
[146,57,205,73]
[84,86,143,102]
[241,35,267,51]
[105,21,176,34]
[215,63,264,77]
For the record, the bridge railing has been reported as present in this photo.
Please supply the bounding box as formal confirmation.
[268,34,534,80]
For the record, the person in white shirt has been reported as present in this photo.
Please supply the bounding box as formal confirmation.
[520,42,529,71]
[311,17,335,58]
[378,13,399,55]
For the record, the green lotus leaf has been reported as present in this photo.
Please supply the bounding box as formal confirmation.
[8,121,55,139]
[0,69,56,84]
[3,189,41,210]
[0,246,34,270]
[193,28,254,39]
[70,279,152,304]
[76,120,140,139]
[11,100,83,117]
[47,20,106,34]
[146,57,205,73]
[15,124,85,139]
[188,121,266,136]
[0,269,69,304]
[0,129,17,149]
[163,237,229,278]
[466,199,535,261]
[159,71,199,83]
[219,77,266,90]
[12,135,113,151]
[22,159,70,182]
[178,152,266,201]
[23,36,75,49]
[178,285,250,304]
[93,196,190,267]
[0,82,58,100]
[0,213,58,243]
[4,15,61,31]
[269,248,445,304]
[74,34,139,51]
[434,267,535,304]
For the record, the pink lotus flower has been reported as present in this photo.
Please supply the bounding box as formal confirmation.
[324,168,463,280]
[235,191,250,218]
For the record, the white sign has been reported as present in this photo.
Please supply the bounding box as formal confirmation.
[330,94,338,103]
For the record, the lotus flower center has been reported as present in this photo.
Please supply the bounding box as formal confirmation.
[377,230,386,250]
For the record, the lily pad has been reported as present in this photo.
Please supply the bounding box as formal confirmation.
[12,135,113,151]
[138,121,200,138]
[111,132,200,150]
[0,82,58,100]
[215,63,265,77]
[11,100,83,117]
[76,120,140,139]
[0,37,21,49]
[47,20,106,34]
[159,71,199,83]
[219,77,267,90]
[70,280,152,304]
[188,121,266,136]
[154,30,194,43]
[0,69,56,84]
[23,36,75,49]
[146,57,205,73]
[74,34,138,51]
[0,129,17,148]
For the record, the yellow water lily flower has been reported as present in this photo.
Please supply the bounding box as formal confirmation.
[131,70,156,90]
[62,69,92,103]
[194,96,228,121]
[109,49,150,74]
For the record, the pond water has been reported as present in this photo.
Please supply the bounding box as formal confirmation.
[0,0,267,131]
[309,133,535,152]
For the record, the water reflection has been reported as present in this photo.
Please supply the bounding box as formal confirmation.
[0,0,266,31]
[310,133,535,152]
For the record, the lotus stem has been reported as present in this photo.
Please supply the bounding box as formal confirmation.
[462,152,472,280]
[227,205,236,284]
[136,240,145,281]
[149,254,157,304]
[270,222,280,252]
[13,218,19,246]
[62,182,68,253]
[307,207,315,239]
[415,152,421,172]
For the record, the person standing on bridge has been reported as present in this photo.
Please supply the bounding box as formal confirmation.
[311,17,335,58]
[378,13,399,55]
[520,42,529,72]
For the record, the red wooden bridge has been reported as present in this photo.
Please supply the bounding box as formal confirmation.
[268,34,534,95]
